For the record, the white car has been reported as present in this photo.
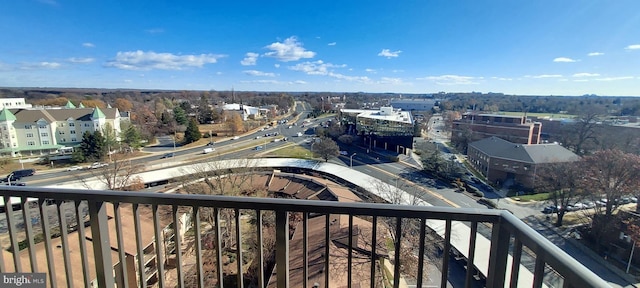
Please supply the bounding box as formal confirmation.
[66,166,83,171]
[88,162,108,169]
[339,151,348,155]
[232,136,240,140]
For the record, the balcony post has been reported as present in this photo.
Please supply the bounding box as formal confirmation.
[276,210,289,288]
[486,220,510,288]
[89,200,115,287]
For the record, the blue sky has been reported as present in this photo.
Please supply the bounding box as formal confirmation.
[1,1,639,96]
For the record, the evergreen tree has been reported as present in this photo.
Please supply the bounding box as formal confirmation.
[184,118,202,144]
[174,106,188,125]
[78,131,106,161]
[121,124,142,148]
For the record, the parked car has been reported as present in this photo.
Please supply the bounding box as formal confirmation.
[595,199,608,207]
[5,182,26,186]
[66,166,83,171]
[583,201,596,209]
[203,147,215,154]
[542,205,560,214]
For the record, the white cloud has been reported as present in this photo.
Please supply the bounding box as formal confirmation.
[553,57,577,63]
[68,57,95,64]
[625,44,640,50]
[243,70,276,77]
[288,60,346,76]
[294,80,307,84]
[264,36,316,62]
[572,73,600,77]
[378,49,402,58]
[240,52,259,66]
[528,74,563,79]
[595,76,634,81]
[20,62,62,69]
[289,60,371,83]
[365,68,376,74]
[378,77,408,85]
[491,76,512,81]
[124,79,132,83]
[588,52,604,56]
[274,64,280,68]
[105,50,225,71]
[82,42,95,48]
[328,42,336,46]
[417,75,480,85]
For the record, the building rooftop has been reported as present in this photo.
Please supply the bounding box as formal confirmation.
[470,136,579,163]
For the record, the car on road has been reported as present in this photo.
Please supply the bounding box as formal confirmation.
[339,151,348,155]
[232,136,240,140]
[66,166,83,171]
[255,136,262,139]
[88,162,108,169]
[254,146,263,150]
[160,153,175,159]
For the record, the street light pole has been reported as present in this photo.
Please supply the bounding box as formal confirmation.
[350,153,356,168]
[628,240,636,274]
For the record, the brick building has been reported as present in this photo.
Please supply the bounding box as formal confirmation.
[451,113,542,151]
[467,137,579,189]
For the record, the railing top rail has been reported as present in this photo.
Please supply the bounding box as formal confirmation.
[499,211,612,288]
[1,186,500,221]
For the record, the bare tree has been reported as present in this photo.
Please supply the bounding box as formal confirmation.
[313,137,339,162]
[560,108,602,156]
[535,161,583,226]
[369,178,437,281]
[580,149,640,217]
[79,154,144,190]
[579,150,640,250]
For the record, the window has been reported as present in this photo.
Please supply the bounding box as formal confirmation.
[39,125,47,129]
[27,141,35,146]
[26,133,33,138]
[71,138,77,142]
[41,132,48,137]
[59,131,65,134]
[84,123,90,127]
[69,123,75,127]
[24,125,32,129]
[70,130,76,134]
[42,140,50,145]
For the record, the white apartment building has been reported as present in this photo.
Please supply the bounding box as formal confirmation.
[0,97,32,109]
[0,101,121,157]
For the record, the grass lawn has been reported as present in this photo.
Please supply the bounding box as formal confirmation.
[265,144,315,159]
[512,192,551,202]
